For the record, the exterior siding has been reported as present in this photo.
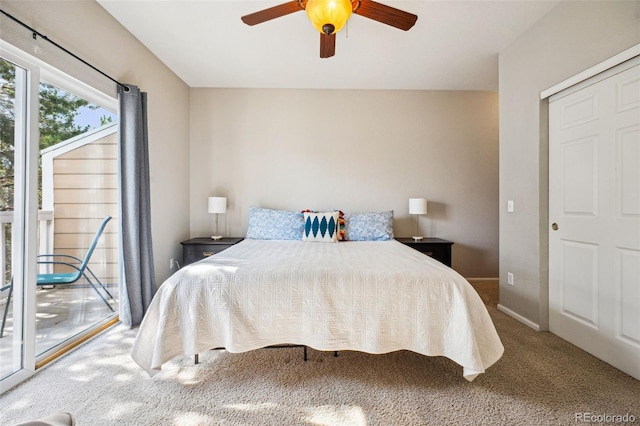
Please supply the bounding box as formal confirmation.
[50,131,118,286]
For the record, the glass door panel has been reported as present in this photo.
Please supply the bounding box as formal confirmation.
[0,56,120,381]
[0,57,26,380]
[0,45,119,391]
[35,80,119,356]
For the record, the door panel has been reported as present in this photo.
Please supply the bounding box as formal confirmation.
[618,248,640,346]
[618,126,640,216]
[0,53,39,390]
[0,45,120,392]
[560,240,598,328]
[550,60,640,380]
[561,136,598,215]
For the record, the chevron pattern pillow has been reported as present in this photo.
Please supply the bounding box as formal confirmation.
[302,211,339,242]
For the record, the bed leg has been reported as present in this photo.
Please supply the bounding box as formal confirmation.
[333,351,338,357]
[194,354,199,364]
[303,346,308,361]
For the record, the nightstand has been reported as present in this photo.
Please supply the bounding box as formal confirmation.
[396,237,454,267]
[180,237,243,266]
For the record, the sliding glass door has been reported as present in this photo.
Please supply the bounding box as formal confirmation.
[0,45,119,391]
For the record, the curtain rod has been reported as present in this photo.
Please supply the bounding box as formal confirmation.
[0,8,129,92]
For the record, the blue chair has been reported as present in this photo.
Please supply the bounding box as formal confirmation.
[0,216,115,337]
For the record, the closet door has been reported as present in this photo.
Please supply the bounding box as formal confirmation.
[549,58,640,380]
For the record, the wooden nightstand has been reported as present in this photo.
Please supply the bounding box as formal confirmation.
[180,237,243,266]
[396,237,454,267]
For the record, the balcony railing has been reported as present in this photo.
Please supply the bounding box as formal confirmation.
[0,210,54,282]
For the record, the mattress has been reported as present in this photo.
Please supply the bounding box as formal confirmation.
[131,239,503,381]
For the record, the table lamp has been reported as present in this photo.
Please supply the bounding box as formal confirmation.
[208,197,227,240]
[409,198,427,241]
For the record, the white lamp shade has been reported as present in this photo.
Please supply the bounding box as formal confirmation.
[409,198,428,215]
[208,197,227,214]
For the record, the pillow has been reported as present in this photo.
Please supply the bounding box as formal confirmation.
[245,206,303,240]
[302,211,340,242]
[303,209,345,241]
[343,210,394,241]
[336,210,346,241]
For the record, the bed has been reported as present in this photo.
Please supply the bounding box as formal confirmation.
[131,211,504,381]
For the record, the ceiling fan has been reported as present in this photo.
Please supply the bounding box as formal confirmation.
[241,0,418,58]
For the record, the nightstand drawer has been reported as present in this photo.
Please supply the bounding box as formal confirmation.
[395,238,454,267]
[183,244,225,265]
[180,237,243,265]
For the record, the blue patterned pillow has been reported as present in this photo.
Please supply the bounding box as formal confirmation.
[343,210,394,241]
[246,206,304,240]
[302,211,339,242]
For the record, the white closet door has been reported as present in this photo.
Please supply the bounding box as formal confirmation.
[549,59,640,380]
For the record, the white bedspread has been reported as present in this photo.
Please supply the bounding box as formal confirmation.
[131,239,503,381]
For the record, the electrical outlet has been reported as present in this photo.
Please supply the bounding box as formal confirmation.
[507,200,514,213]
[507,272,514,286]
[170,258,176,270]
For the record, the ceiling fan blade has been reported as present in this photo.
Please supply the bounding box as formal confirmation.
[354,0,417,31]
[241,1,303,26]
[320,33,336,58]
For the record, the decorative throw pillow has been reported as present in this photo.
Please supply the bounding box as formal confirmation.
[245,206,304,240]
[302,211,340,242]
[302,209,345,241]
[336,210,346,241]
[343,210,394,241]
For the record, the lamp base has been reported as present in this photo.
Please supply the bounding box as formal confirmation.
[412,236,424,241]
[211,235,223,240]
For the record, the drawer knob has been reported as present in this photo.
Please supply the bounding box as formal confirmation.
[203,251,214,257]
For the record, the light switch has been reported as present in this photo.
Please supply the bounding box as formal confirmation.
[507,200,514,213]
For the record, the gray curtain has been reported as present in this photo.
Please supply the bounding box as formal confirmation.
[118,84,156,327]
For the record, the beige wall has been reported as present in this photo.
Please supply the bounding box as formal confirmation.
[190,89,499,278]
[0,1,191,283]
[1,2,500,281]
[498,1,640,328]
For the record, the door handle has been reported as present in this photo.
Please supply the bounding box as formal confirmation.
[552,223,559,231]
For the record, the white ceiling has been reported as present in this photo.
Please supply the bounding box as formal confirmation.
[97,0,560,90]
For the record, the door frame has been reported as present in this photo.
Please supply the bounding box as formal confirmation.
[541,45,640,100]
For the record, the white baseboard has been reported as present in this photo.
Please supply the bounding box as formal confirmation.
[466,277,499,284]
[497,304,541,331]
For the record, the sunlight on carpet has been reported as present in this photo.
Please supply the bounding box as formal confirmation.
[304,405,367,425]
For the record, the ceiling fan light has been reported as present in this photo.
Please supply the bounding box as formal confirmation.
[306,0,352,35]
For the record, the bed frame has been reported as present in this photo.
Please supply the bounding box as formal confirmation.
[194,346,339,364]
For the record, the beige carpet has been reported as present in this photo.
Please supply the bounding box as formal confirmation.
[1,306,638,425]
